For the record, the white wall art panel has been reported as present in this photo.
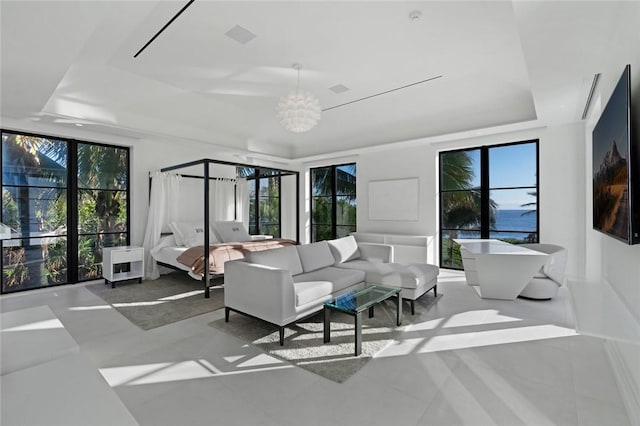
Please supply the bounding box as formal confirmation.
[368,178,419,221]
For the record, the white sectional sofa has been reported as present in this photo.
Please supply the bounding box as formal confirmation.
[224,236,439,345]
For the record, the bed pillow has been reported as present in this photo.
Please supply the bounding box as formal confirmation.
[214,221,251,243]
[170,221,218,247]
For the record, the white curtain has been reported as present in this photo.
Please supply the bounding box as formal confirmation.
[211,179,236,221]
[235,177,250,229]
[142,172,181,280]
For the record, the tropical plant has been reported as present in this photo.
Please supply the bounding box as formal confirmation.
[440,151,496,268]
[2,133,129,289]
[520,190,537,216]
[311,165,356,241]
[2,134,67,289]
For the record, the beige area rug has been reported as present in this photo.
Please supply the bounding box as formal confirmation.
[210,292,442,383]
[87,272,224,330]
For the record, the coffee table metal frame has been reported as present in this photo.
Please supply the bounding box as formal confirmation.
[323,285,402,356]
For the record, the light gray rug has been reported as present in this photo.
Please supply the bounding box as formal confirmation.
[87,272,224,330]
[210,292,442,383]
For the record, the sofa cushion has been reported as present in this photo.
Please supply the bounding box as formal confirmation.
[246,245,303,276]
[293,266,365,294]
[296,241,336,273]
[336,261,438,289]
[293,281,334,307]
[327,236,361,264]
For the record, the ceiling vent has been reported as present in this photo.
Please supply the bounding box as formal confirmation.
[225,25,257,45]
[329,84,349,94]
[582,73,601,120]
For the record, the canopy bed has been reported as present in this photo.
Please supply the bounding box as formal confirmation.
[143,158,300,298]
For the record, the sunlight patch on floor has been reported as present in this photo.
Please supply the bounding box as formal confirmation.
[158,290,203,301]
[112,301,165,308]
[68,305,112,311]
[99,355,291,387]
[381,324,577,357]
[2,318,64,332]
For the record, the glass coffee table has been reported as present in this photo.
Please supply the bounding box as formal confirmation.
[323,285,402,356]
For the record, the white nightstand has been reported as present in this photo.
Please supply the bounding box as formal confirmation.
[102,246,144,288]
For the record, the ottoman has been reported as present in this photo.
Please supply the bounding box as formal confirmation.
[336,261,439,314]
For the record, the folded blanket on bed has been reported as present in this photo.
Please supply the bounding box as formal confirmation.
[176,239,298,276]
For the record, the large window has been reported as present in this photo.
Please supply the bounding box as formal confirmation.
[77,143,129,280]
[310,163,356,242]
[244,169,281,237]
[439,140,538,269]
[1,130,129,293]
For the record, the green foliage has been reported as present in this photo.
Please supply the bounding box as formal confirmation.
[310,164,356,242]
[257,177,280,237]
[441,238,463,269]
[2,189,18,231]
[2,135,129,289]
[2,247,28,288]
[440,151,499,268]
[44,238,67,284]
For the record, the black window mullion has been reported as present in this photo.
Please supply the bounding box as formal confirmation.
[254,171,260,235]
[439,140,539,269]
[125,148,131,245]
[480,147,490,238]
[331,165,337,239]
[68,142,78,283]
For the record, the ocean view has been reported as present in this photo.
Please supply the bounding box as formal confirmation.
[457,209,537,240]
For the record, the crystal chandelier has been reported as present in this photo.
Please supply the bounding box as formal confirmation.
[277,64,321,133]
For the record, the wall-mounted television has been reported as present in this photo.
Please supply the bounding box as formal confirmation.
[592,64,639,244]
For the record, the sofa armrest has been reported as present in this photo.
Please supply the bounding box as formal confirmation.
[357,243,393,263]
[224,260,296,326]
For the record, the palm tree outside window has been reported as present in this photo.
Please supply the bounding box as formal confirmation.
[439,140,539,269]
[310,163,356,242]
[1,130,129,293]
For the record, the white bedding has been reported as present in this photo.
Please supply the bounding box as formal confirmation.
[150,235,201,280]
[149,233,275,281]
[153,246,206,280]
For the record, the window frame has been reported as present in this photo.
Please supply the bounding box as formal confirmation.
[1,129,130,293]
[309,162,357,242]
[247,170,281,238]
[438,139,539,270]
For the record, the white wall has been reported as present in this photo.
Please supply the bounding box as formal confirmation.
[349,123,585,278]
[583,0,640,319]
[581,2,640,419]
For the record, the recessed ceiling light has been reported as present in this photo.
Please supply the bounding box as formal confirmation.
[225,25,257,45]
[329,84,349,94]
[409,10,422,21]
[75,123,83,127]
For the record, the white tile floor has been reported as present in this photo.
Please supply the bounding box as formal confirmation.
[0,270,631,426]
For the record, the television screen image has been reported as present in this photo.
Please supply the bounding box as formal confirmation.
[592,65,633,243]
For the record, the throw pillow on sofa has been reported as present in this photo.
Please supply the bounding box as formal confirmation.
[327,236,361,264]
[296,241,336,272]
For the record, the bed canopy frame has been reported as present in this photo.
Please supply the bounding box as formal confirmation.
[151,158,300,298]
